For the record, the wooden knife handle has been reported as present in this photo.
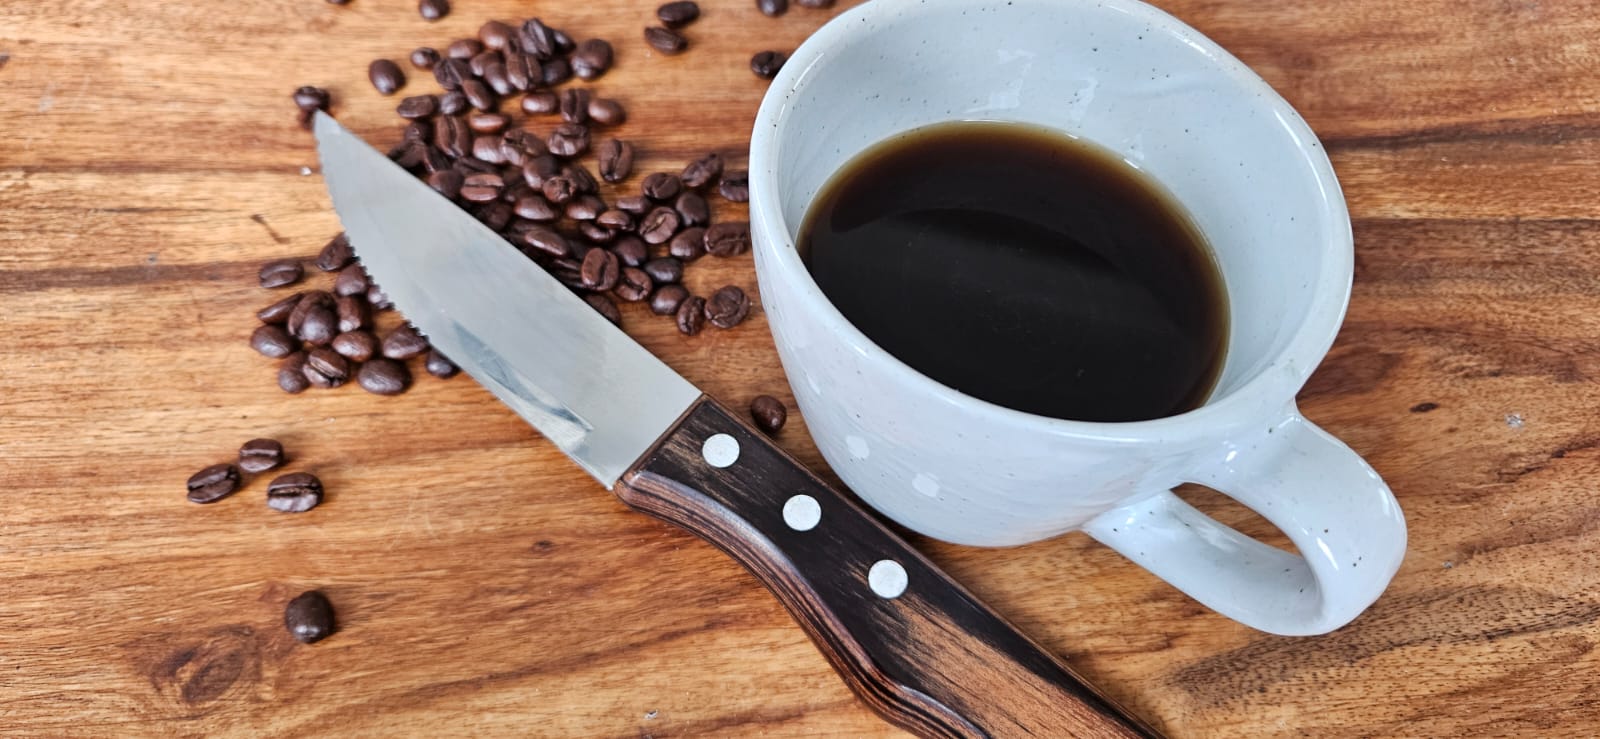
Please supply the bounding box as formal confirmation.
[616,397,1160,739]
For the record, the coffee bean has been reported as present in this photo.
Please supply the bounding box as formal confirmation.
[505,52,542,92]
[434,57,471,90]
[719,170,749,202]
[469,135,504,164]
[258,292,304,324]
[333,263,369,297]
[568,195,606,222]
[642,172,683,201]
[252,324,299,359]
[639,207,682,245]
[367,283,393,311]
[675,192,709,227]
[644,26,688,55]
[514,194,559,222]
[616,195,651,215]
[500,129,547,164]
[596,209,634,233]
[520,18,561,58]
[267,472,324,513]
[428,169,464,199]
[303,347,351,388]
[578,221,615,243]
[614,267,653,302]
[749,395,787,435]
[369,59,405,95]
[382,324,430,359]
[287,290,332,335]
[554,28,577,54]
[520,225,570,257]
[521,91,559,115]
[425,349,460,378]
[284,590,336,644]
[391,141,426,170]
[650,284,689,315]
[461,78,496,111]
[669,226,708,261]
[475,201,512,231]
[584,293,622,326]
[327,0,349,4]
[572,39,614,80]
[418,0,449,20]
[483,61,513,96]
[468,112,509,134]
[643,256,683,284]
[479,20,517,49]
[357,358,412,396]
[559,88,591,124]
[547,123,589,157]
[706,285,752,328]
[681,152,724,189]
[675,295,707,335]
[541,57,573,86]
[757,0,788,17]
[279,352,311,394]
[580,248,621,291]
[239,438,286,474]
[599,239,640,270]
[541,176,576,204]
[657,1,701,27]
[434,115,471,158]
[317,233,354,272]
[335,295,369,333]
[460,172,505,202]
[397,94,439,119]
[795,0,834,6]
[586,98,626,127]
[410,47,441,70]
[439,89,469,114]
[597,138,634,183]
[751,50,787,79]
[404,120,433,143]
[705,221,751,257]
[187,463,242,504]
[293,86,330,112]
[332,330,378,362]
[259,259,303,289]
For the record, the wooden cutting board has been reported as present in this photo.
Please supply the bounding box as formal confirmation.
[2,0,1597,735]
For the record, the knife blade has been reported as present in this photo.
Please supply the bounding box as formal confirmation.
[314,111,1159,739]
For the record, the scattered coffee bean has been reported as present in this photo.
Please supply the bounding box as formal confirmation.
[639,207,682,245]
[480,20,517,50]
[588,98,626,127]
[425,349,460,378]
[358,358,412,395]
[471,135,506,164]
[475,200,512,230]
[287,290,333,336]
[514,194,560,221]
[316,233,354,272]
[585,293,622,326]
[749,395,787,435]
[669,227,707,261]
[468,112,508,133]
[675,295,707,335]
[187,463,242,504]
[643,256,684,284]
[612,236,648,267]
[295,303,338,347]
[614,267,653,302]
[500,129,547,163]
[547,123,590,157]
[284,590,336,644]
[397,94,439,119]
[795,0,834,7]
[681,152,724,189]
[522,91,559,115]
[257,292,304,324]
[382,324,430,359]
[596,209,634,232]
[434,58,471,90]
[520,225,570,257]
[644,26,688,55]
[657,1,701,27]
[651,283,689,316]
[521,18,562,58]
[542,57,573,86]
[719,170,750,202]
[239,438,287,474]
[303,347,351,388]
[461,78,496,111]
[484,61,514,96]
[259,259,304,289]
[267,472,324,513]
[279,352,310,394]
[293,85,330,112]
[506,52,542,91]
[578,221,615,243]
[706,285,752,328]
[419,0,450,21]
[675,192,709,227]
[597,138,634,183]
[333,263,369,297]
[448,40,485,60]
[434,115,471,157]
[335,295,369,333]
[757,0,788,17]
[541,176,576,204]
[559,88,590,124]
[614,195,648,215]
[460,172,505,202]
[428,169,464,199]
[368,59,405,95]
[705,221,752,257]
[367,283,393,311]
[251,324,299,359]
[332,330,378,362]
[751,50,787,79]
[439,89,468,114]
[642,172,683,201]
[566,195,606,221]
[572,39,614,80]
[410,47,441,70]
[581,247,621,291]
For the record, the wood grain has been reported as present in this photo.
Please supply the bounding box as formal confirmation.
[1,0,1599,736]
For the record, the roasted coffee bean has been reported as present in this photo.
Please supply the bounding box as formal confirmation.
[434,115,471,158]
[565,194,605,221]
[572,39,614,80]
[332,330,378,362]
[650,283,689,315]
[439,89,469,114]
[293,85,330,112]
[514,194,559,221]
[410,47,441,69]
[675,295,707,335]
[541,57,573,86]
[705,221,752,257]
[614,267,653,302]
[586,98,626,126]
[521,91,559,115]
[418,0,450,20]
[757,0,788,17]
[425,349,460,378]
[483,61,513,96]
[644,26,688,55]
[585,293,623,326]
[358,358,412,396]
[597,138,634,183]
[749,395,787,435]
[433,58,471,90]
[602,235,641,266]
[643,256,683,284]
[294,303,337,347]
[750,50,786,79]
[239,438,287,474]
[580,248,621,291]
[480,20,517,49]
[642,172,683,201]
[380,325,428,360]
[187,463,242,504]
[471,135,506,164]
[669,226,707,261]
[391,141,427,169]
[468,112,509,134]
[468,49,500,76]
[404,119,433,143]
[520,18,561,58]
[640,207,682,245]
[447,39,483,59]
[500,129,546,164]
[279,352,310,394]
[719,170,750,202]
[423,147,452,175]
[258,292,304,324]
[657,1,701,27]
[578,221,615,243]
[334,263,369,297]
[259,259,303,289]
[367,283,393,311]
[251,324,299,359]
[559,88,591,124]
[327,0,349,4]
[428,169,464,199]
[706,285,752,328]
[287,290,333,334]
[284,590,335,643]
[681,152,724,189]
[796,0,834,6]
[267,472,324,513]
[541,176,576,204]
[505,52,541,92]
[474,201,513,230]
[552,260,585,290]
[563,164,598,193]
[616,195,651,215]
[396,94,439,119]
[675,192,710,227]
[547,123,589,157]
[520,227,569,260]
[460,172,505,202]
[317,233,354,272]
[461,78,496,111]
[369,59,405,95]
[336,295,369,333]
[303,347,351,388]
[596,209,634,232]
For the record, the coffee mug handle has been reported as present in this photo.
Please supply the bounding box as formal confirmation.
[1081,407,1406,635]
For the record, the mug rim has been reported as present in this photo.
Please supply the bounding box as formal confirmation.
[749,0,1354,438]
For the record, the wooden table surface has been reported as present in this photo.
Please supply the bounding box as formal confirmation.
[3,0,1598,735]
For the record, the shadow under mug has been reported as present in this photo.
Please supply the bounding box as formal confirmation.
[748,0,1407,635]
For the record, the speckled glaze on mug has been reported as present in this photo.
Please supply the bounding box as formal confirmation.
[747,0,1406,635]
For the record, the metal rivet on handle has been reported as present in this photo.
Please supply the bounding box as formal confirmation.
[783,494,821,531]
[701,433,740,468]
[868,560,908,599]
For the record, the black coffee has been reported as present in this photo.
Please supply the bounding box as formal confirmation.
[798,122,1227,423]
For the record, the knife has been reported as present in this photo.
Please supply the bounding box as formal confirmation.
[313,112,1159,739]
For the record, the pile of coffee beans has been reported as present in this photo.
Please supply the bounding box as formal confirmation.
[186,438,324,513]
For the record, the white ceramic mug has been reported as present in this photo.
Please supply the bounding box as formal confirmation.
[748,0,1406,636]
